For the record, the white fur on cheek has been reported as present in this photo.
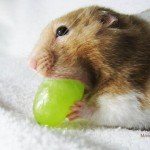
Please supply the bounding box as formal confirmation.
[91,92,150,129]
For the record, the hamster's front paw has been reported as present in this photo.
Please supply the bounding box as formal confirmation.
[29,51,54,77]
[67,101,95,121]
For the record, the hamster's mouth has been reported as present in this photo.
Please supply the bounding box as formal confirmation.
[48,62,99,92]
[48,72,91,91]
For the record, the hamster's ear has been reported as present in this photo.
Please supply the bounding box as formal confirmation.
[100,11,118,27]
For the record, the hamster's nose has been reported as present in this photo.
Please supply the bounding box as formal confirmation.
[29,58,37,70]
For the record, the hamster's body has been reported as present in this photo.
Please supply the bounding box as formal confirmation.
[30,6,150,129]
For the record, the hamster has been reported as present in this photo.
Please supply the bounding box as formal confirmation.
[29,6,150,130]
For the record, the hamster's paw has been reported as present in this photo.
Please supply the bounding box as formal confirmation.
[67,101,94,121]
[29,51,54,77]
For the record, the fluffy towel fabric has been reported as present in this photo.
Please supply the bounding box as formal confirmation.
[0,12,150,150]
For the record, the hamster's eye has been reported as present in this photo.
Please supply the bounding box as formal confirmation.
[56,26,69,37]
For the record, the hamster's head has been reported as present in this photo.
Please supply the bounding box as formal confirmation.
[30,6,127,90]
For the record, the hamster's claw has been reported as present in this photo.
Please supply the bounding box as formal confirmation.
[67,101,85,121]
[67,101,94,121]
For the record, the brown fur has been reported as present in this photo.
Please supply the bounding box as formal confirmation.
[30,6,150,110]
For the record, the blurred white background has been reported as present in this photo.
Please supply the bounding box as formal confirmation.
[0,0,150,58]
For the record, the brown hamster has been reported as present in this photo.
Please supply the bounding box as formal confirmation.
[29,6,150,129]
